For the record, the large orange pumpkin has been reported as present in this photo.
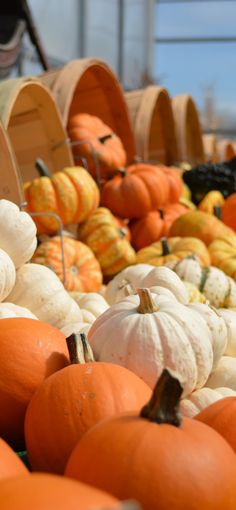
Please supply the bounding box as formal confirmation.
[170,210,234,245]
[0,318,69,450]
[65,370,236,510]
[24,334,151,474]
[136,236,210,266]
[158,164,183,202]
[32,237,103,292]
[24,165,100,235]
[0,473,121,510]
[196,396,236,453]
[101,164,170,219]
[222,193,236,230]
[130,203,188,250]
[67,113,127,179]
[0,438,28,480]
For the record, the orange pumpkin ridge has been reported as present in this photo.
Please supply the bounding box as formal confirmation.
[195,396,236,452]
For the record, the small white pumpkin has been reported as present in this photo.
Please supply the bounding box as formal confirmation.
[205,356,236,391]
[217,308,236,356]
[0,199,37,268]
[105,264,153,304]
[0,249,16,302]
[70,292,109,324]
[6,263,82,330]
[60,321,91,337]
[0,302,38,319]
[89,288,214,396]
[180,386,236,418]
[141,266,189,304]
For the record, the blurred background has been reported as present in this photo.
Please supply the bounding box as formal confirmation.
[1,0,236,138]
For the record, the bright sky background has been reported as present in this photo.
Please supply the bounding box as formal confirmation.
[154,1,236,119]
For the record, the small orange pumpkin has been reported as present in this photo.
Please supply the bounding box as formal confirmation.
[170,210,234,245]
[0,438,28,480]
[196,396,236,453]
[222,193,236,231]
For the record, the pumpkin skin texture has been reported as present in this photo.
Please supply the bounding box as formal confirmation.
[196,397,236,453]
[89,289,214,396]
[217,308,236,356]
[0,249,16,302]
[209,236,236,280]
[78,207,136,276]
[205,356,236,391]
[32,237,103,292]
[158,164,183,202]
[25,340,151,474]
[0,318,69,450]
[136,236,210,266]
[222,193,236,230]
[24,166,100,235]
[65,371,236,510]
[67,113,127,179]
[0,199,37,268]
[0,438,28,480]
[198,190,225,214]
[70,292,109,324]
[101,164,170,219]
[0,303,38,319]
[0,473,120,510]
[170,210,234,245]
[180,387,236,418]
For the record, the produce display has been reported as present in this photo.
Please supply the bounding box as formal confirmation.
[1,55,236,510]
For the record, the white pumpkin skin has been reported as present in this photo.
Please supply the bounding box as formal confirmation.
[217,308,236,356]
[105,264,153,304]
[6,263,82,330]
[180,387,236,418]
[89,289,214,397]
[60,321,91,337]
[0,302,38,319]
[141,266,189,304]
[205,356,236,391]
[0,199,37,268]
[70,292,109,324]
[0,249,16,302]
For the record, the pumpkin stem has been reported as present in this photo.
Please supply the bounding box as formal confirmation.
[160,237,171,256]
[140,368,183,427]
[124,283,136,296]
[137,288,159,313]
[98,133,114,144]
[213,205,222,220]
[118,227,127,239]
[35,158,51,178]
[66,333,95,364]
[158,208,164,220]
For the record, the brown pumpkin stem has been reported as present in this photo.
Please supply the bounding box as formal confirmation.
[158,208,165,220]
[98,133,114,144]
[137,288,159,313]
[35,158,51,178]
[66,333,95,364]
[118,227,127,239]
[213,205,222,220]
[140,368,183,427]
[160,237,171,256]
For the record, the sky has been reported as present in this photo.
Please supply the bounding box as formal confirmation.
[154,1,236,120]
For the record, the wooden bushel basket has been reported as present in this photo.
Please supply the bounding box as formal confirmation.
[202,134,219,163]
[172,95,205,165]
[0,76,73,184]
[0,119,24,205]
[40,58,137,164]
[217,138,235,162]
[125,85,179,165]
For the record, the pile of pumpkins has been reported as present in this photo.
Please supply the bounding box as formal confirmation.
[1,113,236,508]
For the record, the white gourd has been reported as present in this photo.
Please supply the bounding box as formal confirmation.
[0,199,37,268]
[0,302,38,319]
[60,321,91,337]
[205,356,236,391]
[180,387,236,418]
[70,292,109,324]
[140,266,189,304]
[217,308,236,356]
[0,249,16,302]
[6,263,82,330]
[105,264,153,304]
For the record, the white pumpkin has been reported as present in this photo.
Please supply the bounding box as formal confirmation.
[0,302,38,319]
[205,356,236,391]
[167,257,236,308]
[141,266,189,304]
[180,387,236,418]
[60,321,91,337]
[70,292,109,324]
[183,281,208,304]
[0,249,16,302]
[217,308,236,356]
[105,264,153,304]
[89,288,214,397]
[0,199,37,268]
[6,263,82,330]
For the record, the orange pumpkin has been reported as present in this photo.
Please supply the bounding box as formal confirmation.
[24,165,100,235]
[130,203,188,250]
[65,370,236,510]
[158,164,183,202]
[136,236,210,266]
[101,163,170,219]
[170,210,234,245]
[0,473,120,510]
[67,113,127,179]
[222,193,236,230]
[0,318,69,450]
[0,438,28,480]
[24,334,151,474]
[196,396,236,453]
[32,237,103,292]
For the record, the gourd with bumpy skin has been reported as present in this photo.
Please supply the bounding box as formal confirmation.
[167,256,236,308]
[89,288,214,396]
[6,263,82,330]
[180,387,236,418]
[0,249,16,302]
[0,200,37,268]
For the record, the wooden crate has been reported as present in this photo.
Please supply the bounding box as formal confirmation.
[0,119,24,205]
[172,95,205,166]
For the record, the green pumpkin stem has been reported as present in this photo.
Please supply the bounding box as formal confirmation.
[140,369,183,427]
[35,158,51,178]
[160,237,171,256]
[213,205,222,220]
[137,288,159,313]
[66,333,95,364]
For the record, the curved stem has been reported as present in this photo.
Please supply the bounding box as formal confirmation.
[98,133,114,144]
[160,237,171,256]
[158,208,164,220]
[140,368,183,427]
[213,205,222,220]
[35,158,51,177]
[66,333,95,364]
[137,288,159,314]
